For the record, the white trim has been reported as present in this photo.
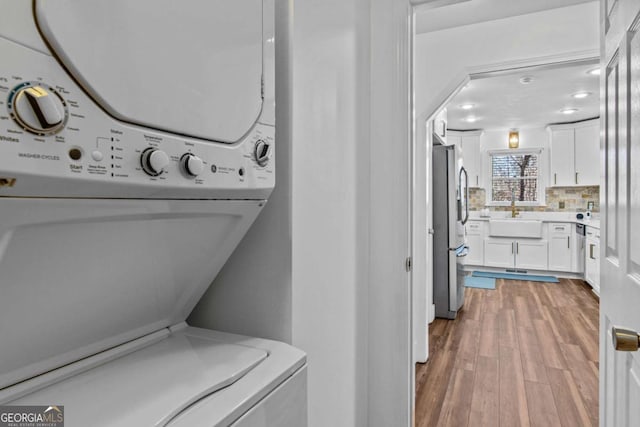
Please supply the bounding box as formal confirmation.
[422,52,600,127]
[411,0,470,10]
[447,129,484,137]
[487,148,543,156]
[546,117,600,131]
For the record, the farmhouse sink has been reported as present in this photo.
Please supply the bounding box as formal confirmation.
[488,219,543,238]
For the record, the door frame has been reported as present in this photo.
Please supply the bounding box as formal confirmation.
[411,51,599,366]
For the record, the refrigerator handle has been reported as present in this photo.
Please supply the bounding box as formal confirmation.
[459,166,470,225]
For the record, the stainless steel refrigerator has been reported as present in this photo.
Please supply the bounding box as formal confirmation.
[433,143,469,319]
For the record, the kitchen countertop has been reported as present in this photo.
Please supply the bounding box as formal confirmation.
[468,212,600,229]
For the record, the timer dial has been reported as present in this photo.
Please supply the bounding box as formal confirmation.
[141,148,169,176]
[180,153,204,177]
[9,82,67,135]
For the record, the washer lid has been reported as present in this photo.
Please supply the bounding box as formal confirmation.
[35,0,264,143]
[8,328,269,427]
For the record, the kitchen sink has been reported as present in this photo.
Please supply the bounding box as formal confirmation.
[488,219,543,238]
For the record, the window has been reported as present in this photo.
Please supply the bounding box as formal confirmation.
[490,151,540,203]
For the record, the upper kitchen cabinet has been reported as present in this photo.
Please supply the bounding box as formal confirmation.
[432,108,448,145]
[449,130,482,188]
[548,119,600,187]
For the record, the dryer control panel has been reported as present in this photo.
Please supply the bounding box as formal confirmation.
[0,37,275,200]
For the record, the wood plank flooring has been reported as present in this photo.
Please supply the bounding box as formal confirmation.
[415,278,599,427]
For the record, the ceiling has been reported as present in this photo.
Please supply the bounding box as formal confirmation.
[415,0,596,34]
[446,61,600,131]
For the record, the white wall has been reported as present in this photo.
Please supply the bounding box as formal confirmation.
[412,2,599,334]
[478,127,550,197]
[189,0,293,343]
[290,0,370,425]
[481,127,549,151]
[192,0,413,426]
[415,2,599,123]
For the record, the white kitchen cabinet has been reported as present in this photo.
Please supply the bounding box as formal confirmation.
[548,119,600,187]
[585,226,600,294]
[433,108,448,145]
[447,134,461,147]
[548,222,573,272]
[574,124,600,186]
[515,240,549,270]
[484,237,548,270]
[465,220,484,265]
[460,134,482,188]
[449,130,482,187]
[550,129,575,186]
[484,239,514,268]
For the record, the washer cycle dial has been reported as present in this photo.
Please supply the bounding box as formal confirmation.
[254,139,271,166]
[140,148,169,176]
[8,82,67,135]
[180,153,204,177]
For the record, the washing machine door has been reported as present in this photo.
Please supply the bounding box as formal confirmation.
[35,0,264,143]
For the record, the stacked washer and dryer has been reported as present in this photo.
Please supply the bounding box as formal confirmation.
[0,1,307,426]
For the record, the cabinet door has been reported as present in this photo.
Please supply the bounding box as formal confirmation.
[592,238,600,294]
[585,236,598,287]
[548,223,572,272]
[484,239,514,268]
[460,135,481,187]
[466,234,484,265]
[550,129,575,186]
[574,123,600,186]
[549,235,572,272]
[572,233,585,274]
[465,221,484,265]
[515,240,548,270]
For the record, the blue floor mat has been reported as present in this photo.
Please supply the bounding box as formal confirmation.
[464,275,496,289]
[472,271,559,283]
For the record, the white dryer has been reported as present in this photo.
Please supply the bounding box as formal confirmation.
[0,1,306,426]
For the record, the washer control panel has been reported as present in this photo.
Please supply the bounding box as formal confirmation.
[0,38,274,199]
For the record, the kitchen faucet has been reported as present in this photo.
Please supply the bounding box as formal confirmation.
[511,190,519,218]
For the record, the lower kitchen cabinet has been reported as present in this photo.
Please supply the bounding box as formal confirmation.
[585,227,600,293]
[465,221,484,265]
[515,240,549,270]
[548,222,574,272]
[484,238,548,270]
[484,239,514,268]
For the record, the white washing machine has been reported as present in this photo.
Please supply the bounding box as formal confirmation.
[0,1,306,426]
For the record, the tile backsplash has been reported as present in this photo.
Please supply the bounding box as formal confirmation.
[468,186,600,212]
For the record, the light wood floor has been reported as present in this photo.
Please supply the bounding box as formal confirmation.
[415,278,599,427]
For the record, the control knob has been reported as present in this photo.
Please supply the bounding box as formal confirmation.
[9,83,67,135]
[140,148,169,176]
[180,153,204,177]
[254,139,271,166]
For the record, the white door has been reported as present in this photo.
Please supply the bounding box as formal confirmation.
[601,1,640,425]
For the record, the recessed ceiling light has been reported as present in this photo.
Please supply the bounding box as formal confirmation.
[587,67,600,76]
[519,76,535,84]
[464,116,478,123]
[460,103,475,110]
[560,108,579,115]
[572,91,592,99]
